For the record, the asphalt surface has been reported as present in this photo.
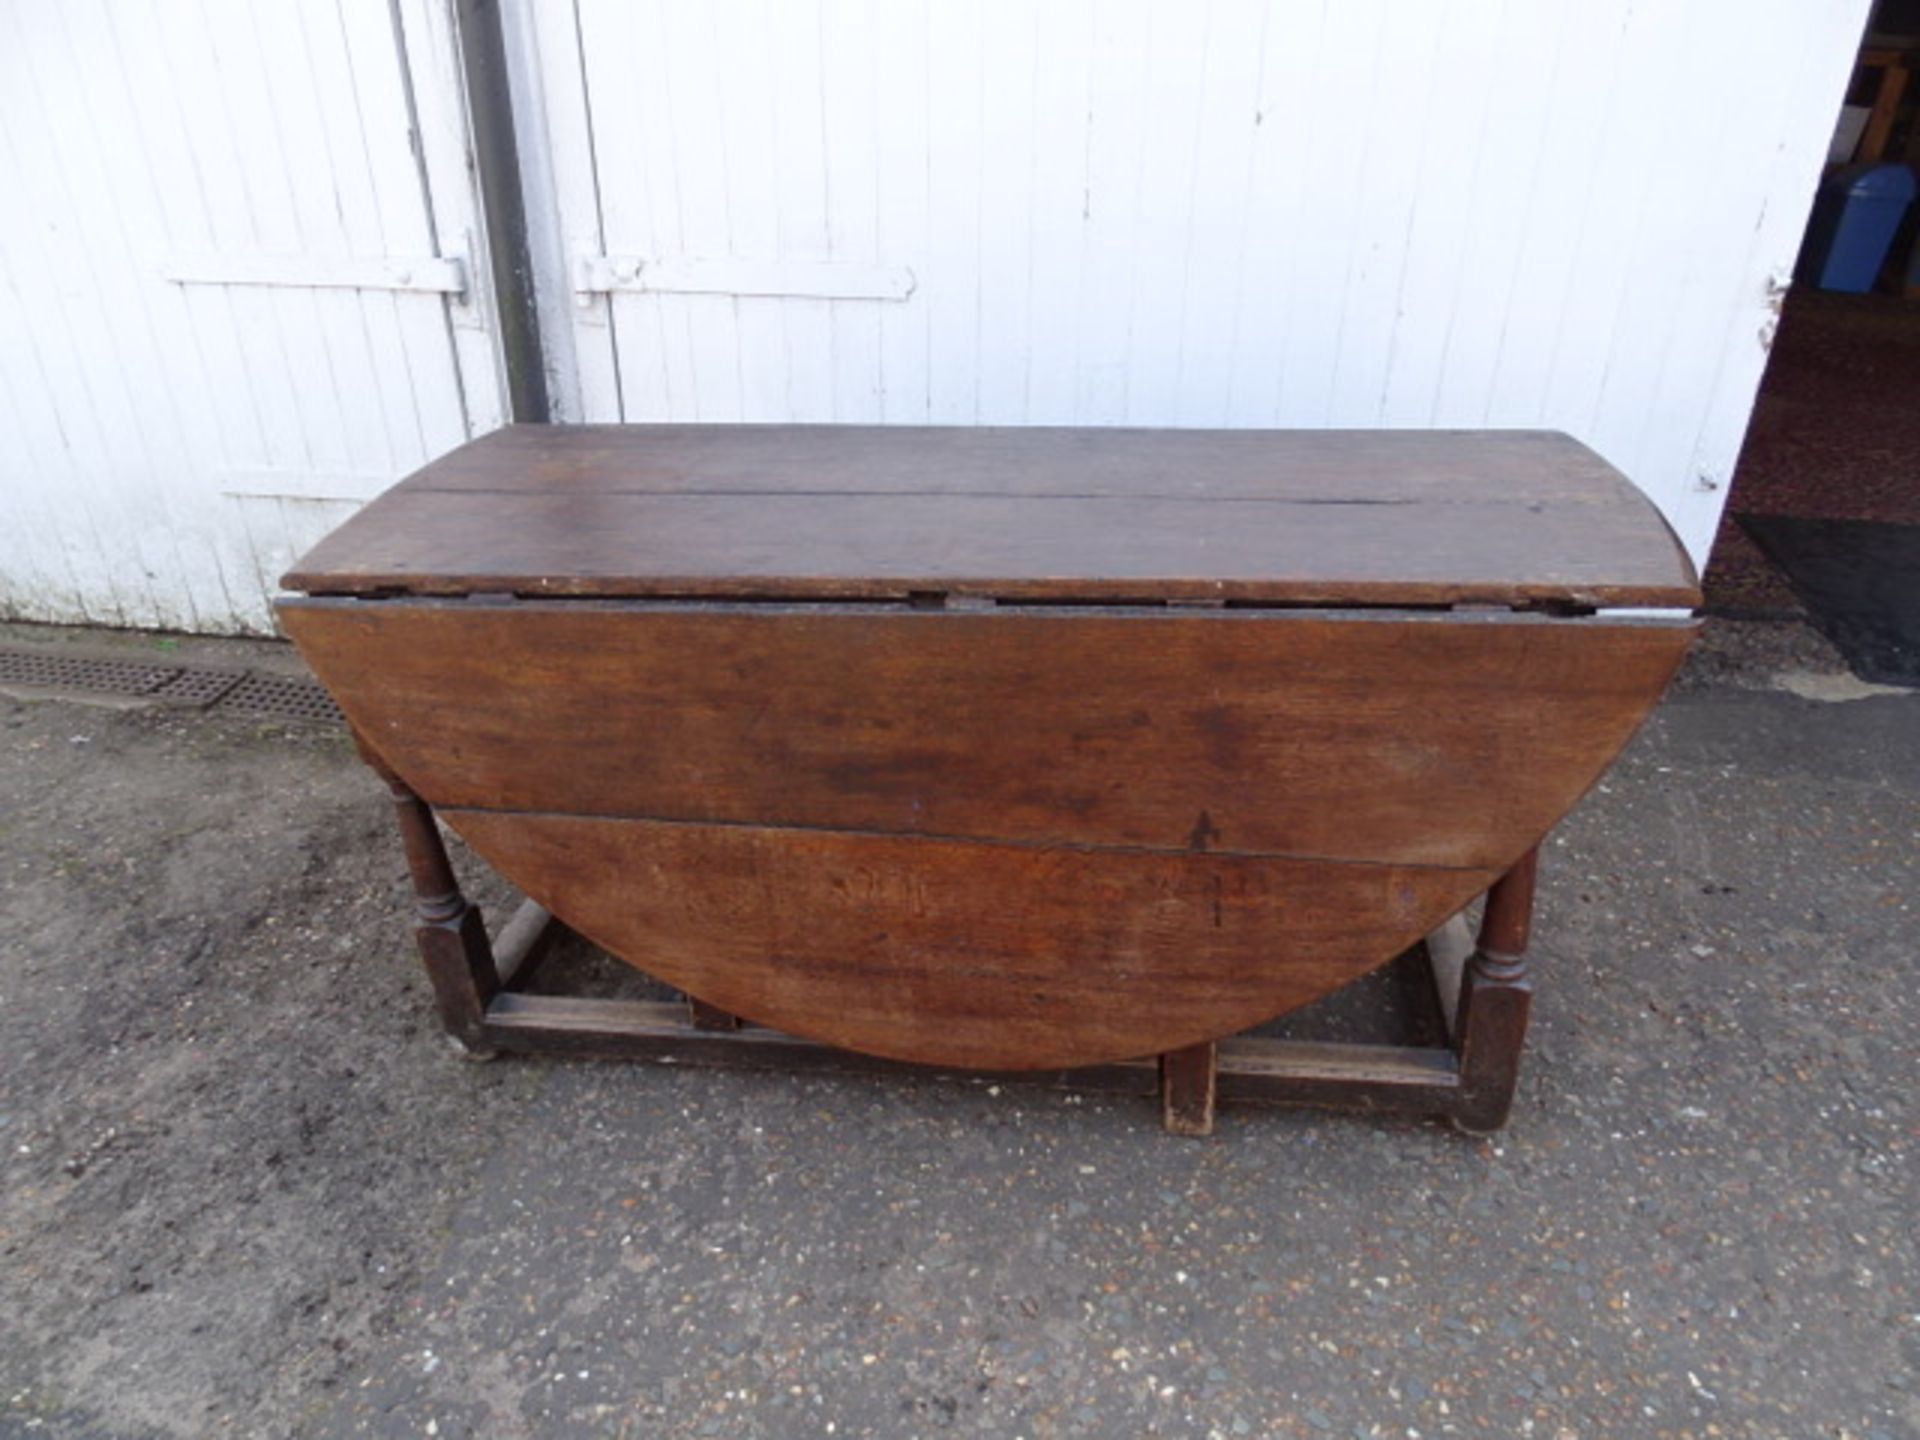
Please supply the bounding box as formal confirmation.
[0,619,1915,1439]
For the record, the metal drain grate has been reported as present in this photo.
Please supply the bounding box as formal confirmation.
[153,667,247,705]
[0,645,343,725]
[219,672,343,724]
[0,649,182,696]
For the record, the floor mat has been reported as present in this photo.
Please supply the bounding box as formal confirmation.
[1736,514,1920,685]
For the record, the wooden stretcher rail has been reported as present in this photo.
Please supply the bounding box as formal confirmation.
[468,896,1511,1133]
[483,988,1456,1084]
[479,991,1467,1114]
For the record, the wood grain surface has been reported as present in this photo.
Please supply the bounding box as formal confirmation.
[281,425,1700,608]
[442,808,1503,1070]
[280,600,1694,870]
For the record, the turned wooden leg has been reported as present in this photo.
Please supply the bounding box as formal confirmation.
[491,899,563,991]
[355,732,499,1054]
[1160,1040,1219,1136]
[1453,846,1537,1133]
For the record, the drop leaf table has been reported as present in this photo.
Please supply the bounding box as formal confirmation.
[277,425,1698,1135]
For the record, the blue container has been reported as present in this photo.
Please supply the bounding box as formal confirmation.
[1799,163,1916,293]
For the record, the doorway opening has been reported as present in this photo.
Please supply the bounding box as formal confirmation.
[1704,7,1920,688]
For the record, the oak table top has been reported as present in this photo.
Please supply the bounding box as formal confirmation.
[283,424,1699,610]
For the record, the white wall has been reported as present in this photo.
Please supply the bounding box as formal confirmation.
[0,0,504,634]
[518,0,1869,566]
[0,1,1873,634]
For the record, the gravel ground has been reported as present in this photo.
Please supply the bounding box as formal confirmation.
[0,620,1915,1439]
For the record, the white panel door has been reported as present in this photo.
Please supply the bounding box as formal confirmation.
[522,0,1867,564]
[0,0,506,634]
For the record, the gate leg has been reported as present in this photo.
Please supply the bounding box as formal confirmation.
[355,732,498,1055]
[1160,1040,1219,1136]
[1453,846,1538,1133]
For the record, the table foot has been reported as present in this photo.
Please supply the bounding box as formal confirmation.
[1451,847,1537,1133]
[1159,1040,1218,1136]
[687,997,744,1031]
[355,731,499,1056]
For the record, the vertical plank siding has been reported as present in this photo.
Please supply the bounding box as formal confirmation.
[0,0,499,633]
[540,0,1867,563]
[0,0,1870,631]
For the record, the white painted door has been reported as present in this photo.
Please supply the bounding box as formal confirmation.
[518,0,1866,565]
[0,0,506,634]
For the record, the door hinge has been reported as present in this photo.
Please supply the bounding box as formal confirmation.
[574,254,916,305]
[163,254,469,297]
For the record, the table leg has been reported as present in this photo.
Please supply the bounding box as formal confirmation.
[354,733,499,1054]
[1452,846,1537,1132]
[1160,1039,1219,1136]
[687,998,743,1031]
